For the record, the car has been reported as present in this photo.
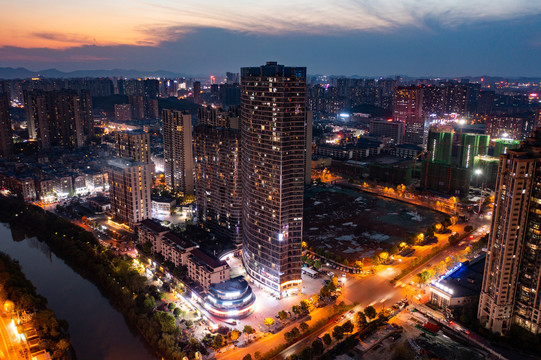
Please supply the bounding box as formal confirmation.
[461,329,470,335]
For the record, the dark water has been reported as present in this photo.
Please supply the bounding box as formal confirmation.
[0,223,157,360]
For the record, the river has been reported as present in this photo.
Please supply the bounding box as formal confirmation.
[0,223,157,360]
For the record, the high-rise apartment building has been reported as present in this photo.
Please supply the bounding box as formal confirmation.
[193,81,202,104]
[393,86,425,145]
[24,90,93,149]
[240,62,306,297]
[194,106,242,245]
[107,158,152,227]
[114,130,151,163]
[458,133,490,169]
[305,110,313,185]
[114,104,132,121]
[427,127,454,165]
[163,109,194,195]
[0,93,13,158]
[479,129,541,334]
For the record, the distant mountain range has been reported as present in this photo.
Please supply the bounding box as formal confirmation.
[0,67,187,79]
[1,67,540,82]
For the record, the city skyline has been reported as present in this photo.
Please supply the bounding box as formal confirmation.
[1,2,541,76]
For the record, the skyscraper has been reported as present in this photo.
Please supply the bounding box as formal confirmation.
[163,109,194,195]
[107,158,152,227]
[0,93,13,158]
[114,130,151,163]
[479,129,541,334]
[393,86,425,145]
[194,106,242,244]
[240,62,306,297]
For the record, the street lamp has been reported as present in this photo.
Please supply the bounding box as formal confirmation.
[475,169,484,214]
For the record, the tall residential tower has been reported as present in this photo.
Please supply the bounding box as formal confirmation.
[240,62,306,297]
[479,129,541,334]
[163,109,194,195]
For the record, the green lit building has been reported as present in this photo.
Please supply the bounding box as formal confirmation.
[473,155,499,189]
[427,128,454,165]
[493,138,520,158]
[459,133,490,169]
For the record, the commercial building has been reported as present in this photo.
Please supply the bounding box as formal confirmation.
[430,255,485,309]
[0,92,13,158]
[107,158,152,226]
[479,129,541,334]
[114,130,151,163]
[194,107,242,245]
[204,276,256,319]
[393,86,425,145]
[458,133,490,169]
[187,249,231,291]
[427,128,454,165]
[369,119,405,145]
[163,109,194,195]
[240,62,306,297]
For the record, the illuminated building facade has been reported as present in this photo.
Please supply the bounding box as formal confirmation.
[240,62,306,297]
[427,128,454,165]
[458,133,489,169]
[393,86,425,145]
[479,129,541,334]
[108,158,152,226]
[204,276,256,319]
[194,107,242,245]
[24,90,93,149]
[114,130,151,163]
[163,109,194,195]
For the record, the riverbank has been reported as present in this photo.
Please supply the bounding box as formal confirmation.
[0,196,193,360]
[0,251,71,359]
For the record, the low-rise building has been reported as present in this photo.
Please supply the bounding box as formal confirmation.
[151,196,176,216]
[430,254,485,309]
[187,248,230,291]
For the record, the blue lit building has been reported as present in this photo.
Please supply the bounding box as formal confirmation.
[203,276,256,319]
[429,254,485,309]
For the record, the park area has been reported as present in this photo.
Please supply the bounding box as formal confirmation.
[303,186,447,263]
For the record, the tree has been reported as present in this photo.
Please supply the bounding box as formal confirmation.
[342,320,354,333]
[300,322,309,332]
[371,254,380,266]
[168,302,176,311]
[254,352,262,360]
[264,317,275,327]
[301,254,308,263]
[389,244,399,256]
[327,281,336,292]
[355,311,367,329]
[243,355,253,360]
[292,305,300,315]
[312,339,324,356]
[311,294,320,304]
[213,334,225,349]
[143,296,156,311]
[364,306,377,320]
[300,299,311,312]
[243,325,254,335]
[314,260,322,270]
[322,333,332,346]
[173,307,181,317]
[307,258,315,266]
[230,329,241,341]
[300,346,313,360]
[153,311,176,333]
[320,286,331,298]
[290,326,300,338]
[332,325,344,340]
[278,310,288,320]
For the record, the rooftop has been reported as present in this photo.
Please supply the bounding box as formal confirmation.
[432,254,485,298]
[189,248,228,269]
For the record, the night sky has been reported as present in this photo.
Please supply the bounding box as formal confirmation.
[1,1,541,76]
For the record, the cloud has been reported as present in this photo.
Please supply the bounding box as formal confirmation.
[31,32,95,45]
